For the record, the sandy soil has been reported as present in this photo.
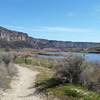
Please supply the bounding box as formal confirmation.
[0,64,43,100]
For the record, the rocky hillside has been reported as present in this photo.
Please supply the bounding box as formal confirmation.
[0,26,100,49]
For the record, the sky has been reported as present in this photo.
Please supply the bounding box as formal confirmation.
[0,0,100,42]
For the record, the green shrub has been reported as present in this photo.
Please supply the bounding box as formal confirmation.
[27,58,33,64]
[65,89,82,97]
[15,56,58,68]
[46,84,100,100]
[15,56,26,64]
[35,78,62,93]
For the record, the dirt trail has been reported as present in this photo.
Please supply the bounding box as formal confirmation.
[0,64,43,100]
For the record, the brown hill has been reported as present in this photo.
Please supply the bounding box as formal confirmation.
[0,26,100,49]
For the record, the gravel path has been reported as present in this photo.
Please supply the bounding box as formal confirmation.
[0,64,43,100]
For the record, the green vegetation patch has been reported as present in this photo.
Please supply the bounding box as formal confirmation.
[15,56,57,68]
[45,84,100,100]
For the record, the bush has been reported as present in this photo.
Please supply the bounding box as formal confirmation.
[81,62,100,92]
[0,52,17,89]
[55,54,85,84]
[65,89,82,97]
[1,52,13,74]
[55,54,100,92]
[0,63,17,89]
[15,56,26,64]
[1,52,13,65]
[36,78,62,92]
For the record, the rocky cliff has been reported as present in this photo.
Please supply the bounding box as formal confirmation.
[0,26,100,49]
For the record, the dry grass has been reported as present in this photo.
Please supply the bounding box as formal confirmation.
[0,63,17,89]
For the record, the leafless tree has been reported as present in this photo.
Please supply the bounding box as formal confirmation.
[55,54,85,84]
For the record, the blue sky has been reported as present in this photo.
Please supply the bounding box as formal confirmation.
[0,0,100,42]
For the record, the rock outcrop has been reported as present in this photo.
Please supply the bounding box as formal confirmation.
[0,26,28,41]
[0,26,100,49]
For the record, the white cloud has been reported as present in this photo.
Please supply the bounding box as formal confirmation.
[5,25,25,30]
[3,25,96,33]
[31,26,94,33]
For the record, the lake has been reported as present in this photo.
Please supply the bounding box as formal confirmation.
[38,52,100,61]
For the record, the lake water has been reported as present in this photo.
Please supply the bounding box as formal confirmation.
[83,53,100,61]
[38,52,100,61]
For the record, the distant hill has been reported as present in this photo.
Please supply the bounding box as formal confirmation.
[0,26,100,49]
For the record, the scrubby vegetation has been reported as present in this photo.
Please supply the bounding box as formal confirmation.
[55,55,85,84]
[0,52,17,89]
[15,56,58,68]
[34,54,100,100]
[13,52,100,100]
